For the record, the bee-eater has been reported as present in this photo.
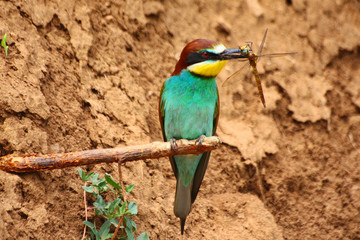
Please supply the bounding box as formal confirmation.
[159,39,245,234]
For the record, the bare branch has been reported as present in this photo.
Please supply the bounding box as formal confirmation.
[0,136,222,173]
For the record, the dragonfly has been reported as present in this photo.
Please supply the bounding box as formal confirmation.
[223,28,297,108]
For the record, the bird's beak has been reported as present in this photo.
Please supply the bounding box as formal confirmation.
[219,49,246,60]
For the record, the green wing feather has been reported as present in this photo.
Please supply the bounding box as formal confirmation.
[159,83,178,178]
[191,89,219,202]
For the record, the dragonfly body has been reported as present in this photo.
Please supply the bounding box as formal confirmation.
[249,60,266,107]
[239,44,266,107]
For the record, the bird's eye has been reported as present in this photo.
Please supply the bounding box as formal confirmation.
[202,51,209,57]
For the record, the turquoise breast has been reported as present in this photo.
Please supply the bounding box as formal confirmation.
[162,70,218,140]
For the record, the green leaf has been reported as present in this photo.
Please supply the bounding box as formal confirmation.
[99,220,112,239]
[112,205,122,218]
[94,195,105,207]
[84,221,101,240]
[89,230,95,240]
[109,218,119,227]
[1,33,6,47]
[90,173,100,183]
[119,201,127,216]
[94,230,101,240]
[103,201,113,219]
[124,216,137,231]
[98,180,109,193]
[1,34,8,56]
[126,202,138,215]
[104,201,111,209]
[130,218,137,231]
[82,186,94,193]
[94,195,105,214]
[85,172,95,182]
[105,173,122,189]
[78,168,85,181]
[125,184,135,193]
[125,227,135,240]
[95,209,102,215]
[83,221,95,229]
[136,232,149,240]
[98,180,107,188]
[109,198,121,214]
[104,233,114,239]
[102,233,113,240]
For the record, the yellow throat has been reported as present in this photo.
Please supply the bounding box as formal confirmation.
[187,60,228,77]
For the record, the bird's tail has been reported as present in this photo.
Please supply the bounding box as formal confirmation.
[174,179,192,235]
[180,218,186,235]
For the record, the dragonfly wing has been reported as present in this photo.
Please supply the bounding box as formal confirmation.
[222,63,250,87]
[258,52,297,58]
[258,28,268,58]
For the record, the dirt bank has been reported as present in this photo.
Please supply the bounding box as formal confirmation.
[0,0,359,239]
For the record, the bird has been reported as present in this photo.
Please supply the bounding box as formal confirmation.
[159,39,245,234]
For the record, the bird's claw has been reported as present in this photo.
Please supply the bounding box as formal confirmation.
[195,135,206,146]
[170,138,178,152]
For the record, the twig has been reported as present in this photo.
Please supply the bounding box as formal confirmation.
[254,162,265,202]
[0,137,221,173]
[111,214,125,240]
[81,182,89,240]
[117,160,127,203]
[111,159,128,240]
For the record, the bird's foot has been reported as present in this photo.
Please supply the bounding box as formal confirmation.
[170,138,178,152]
[195,135,206,146]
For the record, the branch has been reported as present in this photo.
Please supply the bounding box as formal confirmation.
[0,136,221,173]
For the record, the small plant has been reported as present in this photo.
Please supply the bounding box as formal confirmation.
[78,168,149,240]
[1,33,8,56]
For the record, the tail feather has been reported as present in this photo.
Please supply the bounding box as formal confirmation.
[174,180,192,235]
[180,218,186,235]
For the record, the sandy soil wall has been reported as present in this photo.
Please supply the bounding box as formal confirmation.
[0,0,359,239]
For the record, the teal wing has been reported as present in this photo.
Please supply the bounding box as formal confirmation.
[191,88,219,203]
[159,83,178,178]
[159,82,167,141]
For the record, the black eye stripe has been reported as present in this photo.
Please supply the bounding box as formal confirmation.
[186,51,218,66]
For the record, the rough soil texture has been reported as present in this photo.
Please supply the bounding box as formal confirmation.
[0,0,360,239]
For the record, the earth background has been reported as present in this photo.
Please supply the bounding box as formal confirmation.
[0,0,360,239]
